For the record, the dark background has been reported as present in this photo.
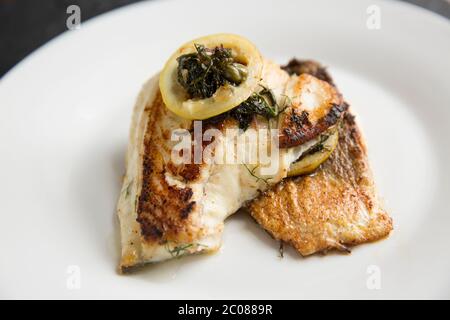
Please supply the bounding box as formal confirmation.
[0,0,449,78]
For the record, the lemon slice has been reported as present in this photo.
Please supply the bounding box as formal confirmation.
[287,130,339,177]
[159,34,263,120]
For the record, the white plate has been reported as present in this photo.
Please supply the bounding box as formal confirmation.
[1,0,449,299]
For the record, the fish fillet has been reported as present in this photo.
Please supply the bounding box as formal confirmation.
[247,112,393,255]
[116,60,347,271]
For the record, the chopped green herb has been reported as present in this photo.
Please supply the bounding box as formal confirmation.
[243,163,272,186]
[230,86,279,130]
[167,243,193,258]
[202,85,291,131]
[165,242,207,258]
[293,132,333,163]
[177,44,247,99]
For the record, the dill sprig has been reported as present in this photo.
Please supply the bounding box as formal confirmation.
[202,85,291,131]
[167,243,193,258]
[243,163,272,186]
[176,44,248,99]
[294,133,331,163]
[230,86,280,130]
[165,242,207,258]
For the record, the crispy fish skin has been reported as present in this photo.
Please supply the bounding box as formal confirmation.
[247,113,393,255]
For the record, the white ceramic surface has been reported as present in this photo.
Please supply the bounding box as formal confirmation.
[0,0,449,299]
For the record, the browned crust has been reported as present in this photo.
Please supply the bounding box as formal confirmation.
[136,92,199,244]
[135,91,243,246]
[282,59,335,85]
[167,161,201,181]
[247,112,393,255]
[279,101,349,148]
[278,59,348,148]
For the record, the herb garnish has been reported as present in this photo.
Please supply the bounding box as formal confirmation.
[294,133,331,163]
[165,242,207,258]
[201,85,283,131]
[177,44,248,99]
[167,243,193,258]
[230,86,280,130]
[243,163,272,186]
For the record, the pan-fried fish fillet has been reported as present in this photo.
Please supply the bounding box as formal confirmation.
[247,112,393,255]
[117,59,347,271]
